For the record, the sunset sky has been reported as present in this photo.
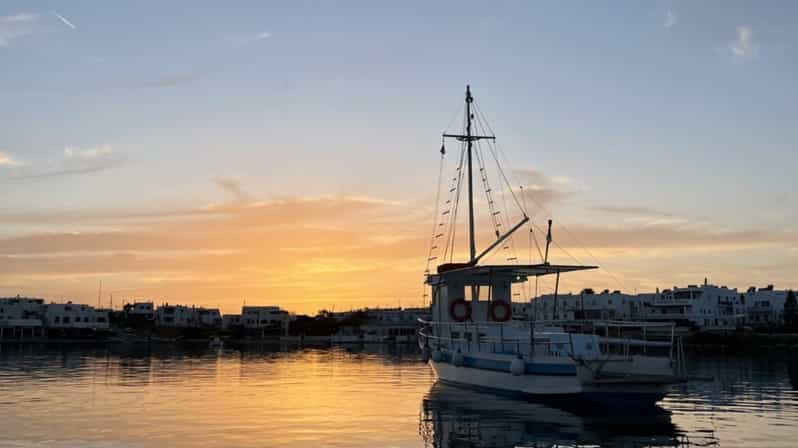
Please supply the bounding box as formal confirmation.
[2,1,797,314]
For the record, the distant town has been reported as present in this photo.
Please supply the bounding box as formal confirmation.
[1,279,795,343]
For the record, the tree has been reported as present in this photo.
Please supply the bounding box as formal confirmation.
[784,290,797,330]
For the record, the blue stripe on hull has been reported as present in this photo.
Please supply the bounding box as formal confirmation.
[440,353,576,376]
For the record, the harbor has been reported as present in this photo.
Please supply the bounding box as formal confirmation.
[3,1,798,446]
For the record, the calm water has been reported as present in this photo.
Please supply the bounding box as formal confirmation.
[1,344,798,447]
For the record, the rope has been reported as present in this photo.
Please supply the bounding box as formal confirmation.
[423,144,447,306]
[474,101,626,292]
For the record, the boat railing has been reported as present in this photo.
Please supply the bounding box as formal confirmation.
[418,318,677,359]
[418,326,568,358]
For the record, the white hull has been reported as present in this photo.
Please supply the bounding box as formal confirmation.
[428,353,673,405]
[431,360,581,395]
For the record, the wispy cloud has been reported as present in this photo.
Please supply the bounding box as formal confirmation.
[212,176,253,203]
[0,12,40,47]
[664,10,676,29]
[231,31,272,47]
[141,71,207,88]
[513,169,581,209]
[1,145,121,181]
[64,144,112,159]
[52,11,76,29]
[593,205,673,218]
[730,26,757,61]
[0,151,21,167]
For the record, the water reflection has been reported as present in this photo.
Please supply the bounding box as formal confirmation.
[1,344,798,447]
[420,382,689,448]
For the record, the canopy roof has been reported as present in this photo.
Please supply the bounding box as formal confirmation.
[427,263,597,285]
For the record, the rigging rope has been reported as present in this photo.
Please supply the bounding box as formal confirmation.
[424,142,446,276]
[474,101,627,292]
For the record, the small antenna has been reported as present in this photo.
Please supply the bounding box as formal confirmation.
[97,280,102,308]
[544,219,553,264]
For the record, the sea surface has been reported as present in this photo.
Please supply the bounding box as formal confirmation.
[1,343,798,448]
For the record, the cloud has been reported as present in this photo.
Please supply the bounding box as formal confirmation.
[212,177,253,203]
[52,11,76,29]
[513,169,578,210]
[730,26,757,61]
[1,183,797,313]
[0,151,21,167]
[64,144,112,159]
[141,71,207,88]
[0,145,121,181]
[231,31,272,47]
[0,12,40,47]
[664,10,676,29]
[592,205,673,218]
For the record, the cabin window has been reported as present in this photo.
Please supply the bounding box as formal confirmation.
[63,317,70,324]
[55,316,60,323]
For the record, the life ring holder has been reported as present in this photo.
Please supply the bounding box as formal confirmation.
[489,300,512,322]
[449,299,472,322]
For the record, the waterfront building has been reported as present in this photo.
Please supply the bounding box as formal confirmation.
[332,307,430,343]
[222,314,242,330]
[156,304,196,328]
[744,285,788,327]
[196,308,222,327]
[528,280,762,332]
[0,297,45,339]
[242,306,290,335]
[643,282,745,331]
[124,302,155,320]
[530,289,644,321]
[43,302,110,330]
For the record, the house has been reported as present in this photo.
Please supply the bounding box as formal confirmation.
[530,289,643,321]
[156,304,196,328]
[0,297,45,339]
[125,302,155,320]
[222,314,242,330]
[242,306,290,335]
[43,302,110,330]
[196,308,222,328]
[745,285,788,327]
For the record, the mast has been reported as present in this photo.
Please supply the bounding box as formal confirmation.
[442,85,496,264]
[465,86,476,263]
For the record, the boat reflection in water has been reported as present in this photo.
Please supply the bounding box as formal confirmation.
[420,381,692,448]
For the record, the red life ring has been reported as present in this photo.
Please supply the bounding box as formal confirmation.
[449,299,472,322]
[489,300,512,322]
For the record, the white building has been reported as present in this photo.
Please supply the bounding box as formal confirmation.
[526,280,769,332]
[242,306,290,334]
[644,282,745,331]
[0,297,45,338]
[530,290,643,321]
[43,302,110,330]
[155,304,196,327]
[125,302,155,320]
[745,285,788,327]
[196,308,222,327]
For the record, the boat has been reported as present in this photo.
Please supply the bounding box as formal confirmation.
[418,86,686,407]
[209,336,223,348]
